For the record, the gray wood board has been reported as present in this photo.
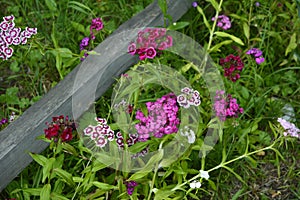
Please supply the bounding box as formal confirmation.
[0,0,194,192]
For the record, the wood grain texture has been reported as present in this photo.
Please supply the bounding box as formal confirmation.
[0,0,194,191]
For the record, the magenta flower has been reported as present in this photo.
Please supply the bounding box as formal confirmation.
[90,17,104,40]
[125,181,138,196]
[128,28,173,60]
[220,54,244,82]
[146,47,156,59]
[44,115,76,142]
[135,93,180,141]
[212,15,231,30]
[246,48,265,64]
[213,90,243,121]
[80,37,90,50]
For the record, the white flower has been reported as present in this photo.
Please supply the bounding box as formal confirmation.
[189,181,201,189]
[200,170,209,180]
[180,126,196,144]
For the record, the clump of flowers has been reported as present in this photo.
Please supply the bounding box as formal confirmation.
[135,93,180,141]
[83,117,115,147]
[277,118,300,139]
[219,54,244,82]
[125,180,138,196]
[177,87,201,108]
[128,28,173,60]
[211,15,231,30]
[0,15,37,60]
[44,115,76,142]
[80,17,104,61]
[213,90,243,121]
[246,48,265,64]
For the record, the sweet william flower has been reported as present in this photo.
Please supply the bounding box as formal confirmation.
[212,15,231,30]
[246,48,265,64]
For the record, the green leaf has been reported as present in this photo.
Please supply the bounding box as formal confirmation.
[128,140,150,153]
[168,22,190,30]
[29,153,48,167]
[73,177,84,183]
[243,22,250,40]
[158,0,167,15]
[68,1,93,15]
[129,149,163,180]
[206,0,220,11]
[10,61,20,72]
[22,188,42,196]
[197,6,211,32]
[188,193,200,200]
[285,33,297,56]
[214,32,244,45]
[92,181,118,190]
[51,192,70,200]
[71,21,85,33]
[62,143,78,156]
[209,40,232,52]
[55,48,73,58]
[42,157,55,183]
[222,165,246,184]
[53,168,75,187]
[208,179,217,191]
[40,184,51,200]
[45,0,57,11]
[154,189,175,200]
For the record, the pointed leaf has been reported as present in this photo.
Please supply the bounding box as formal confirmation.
[40,184,51,200]
[214,32,244,45]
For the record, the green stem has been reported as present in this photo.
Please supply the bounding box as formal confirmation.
[172,139,278,191]
[71,155,93,200]
[147,161,159,200]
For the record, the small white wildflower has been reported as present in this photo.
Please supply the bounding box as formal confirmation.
[180,126,196,143]
[190,180,201,189]
[200,170,209,180]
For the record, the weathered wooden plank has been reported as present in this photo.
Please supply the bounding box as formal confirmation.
[0,0,194,191]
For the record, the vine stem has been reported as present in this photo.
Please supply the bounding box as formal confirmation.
[171,139,278,192]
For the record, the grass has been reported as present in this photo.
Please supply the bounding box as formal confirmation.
[0,0,300,199]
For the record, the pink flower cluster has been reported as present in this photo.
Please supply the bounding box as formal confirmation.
[220,54,244,82]
[80,17,104,61]
[0,15,37,60]
[277,118,300,139]
[213,90,243,121]
[246,48,265,65]
[128,28,173,60]
[212,15,231,30]
[135,93,180,141]
[177,87,201,108]
[44,115,76,142]
[83,117,115,147]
